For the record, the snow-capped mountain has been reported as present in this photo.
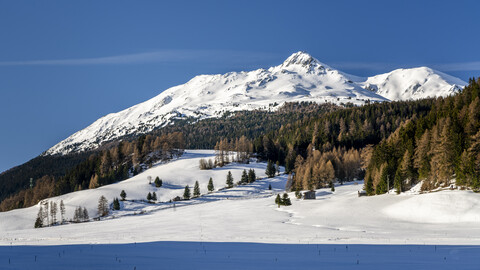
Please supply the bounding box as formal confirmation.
[44,52,466,155]
[361,67,465,101]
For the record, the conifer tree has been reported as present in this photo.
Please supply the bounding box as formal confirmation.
[120,190,127,201]
[365,175,374,195]
[59,200,65,224]
[152,192,157,202]
[83,207,89,221]
[241,169,248,184]
[154,177,163,188]
[147,192,152,201]
[113,198,120,210]
[50,201,57,225]
[275,194,281,207]
[376,166,389,195]
[394,168,402,194]
[207,177,214,192]
[282,193,291,206]
[329,181,335,192]
[89,174,100,189]
[414,130,431,179]
[266,160,276,178]
[226,171,234,188]
[248,169,256,183]
[73,206,81,222]
[97,195,109,217]
[268,183,272,190]
[183,185,191,200]
[193,181,200,197]
[35,206,44,228]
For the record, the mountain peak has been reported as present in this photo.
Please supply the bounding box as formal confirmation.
[282,51,320,68]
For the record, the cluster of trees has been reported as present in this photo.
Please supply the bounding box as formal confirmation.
[275,193,291,207]
[365,78,480,193]
[240,169,257,184]
[182,169,257,200]
[73,206,89,223]
[288,147,366,191]
[214,136,254,166]
[2,133,184,212]
[35,200,65,228]
[265,160,280,178]
[147,192,157,202]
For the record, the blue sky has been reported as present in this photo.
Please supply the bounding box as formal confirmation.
[0,0,479,173]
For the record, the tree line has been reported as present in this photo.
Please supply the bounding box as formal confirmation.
[1,132,184,211]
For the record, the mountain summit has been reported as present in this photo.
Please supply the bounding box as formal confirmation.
[44,52,466,155]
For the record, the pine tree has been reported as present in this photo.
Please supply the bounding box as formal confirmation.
[73,206,81,222]
[226,171,234,188]
[241,170,248,184]
[113,198,120,210]
[97,195,109,217]
[50,201,57,225]
[376,166,389,195]
[268,183,272,190]
[154,177,163,188]
[248,169,256,183]
[152,192,157,202]
[414,130,431,179]
[59,200,65,224]
[193,181,200,197]
[89,174,99,189]
[275,161,281,175]
[43,202,49,226]
[207,177,214,192]
[183,185,191,200]
[266,160,276,178]
[282,193,291,206]
[365,175,374,195]
[329,181,335,192]
[394,167,402,194]
[83,207,89,221]
[35,206,44,228]
[275,194,281,207]
[147,192,152,201]
[120,190,127,201]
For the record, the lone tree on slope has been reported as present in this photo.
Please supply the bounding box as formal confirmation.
[154,177,163,188]
[183,185,191,200]
[226,171,234,188]
[193,181,201,197]
[97,195,109,217]
[207,177,215,192]
[113,197,120,210]
[266,160,276,178]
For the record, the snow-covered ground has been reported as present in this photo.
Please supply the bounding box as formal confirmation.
[1,150,480,269]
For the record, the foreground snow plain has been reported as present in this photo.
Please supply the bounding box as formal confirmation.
[1,150,479,269]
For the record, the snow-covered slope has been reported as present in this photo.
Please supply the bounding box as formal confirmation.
[1,150,480,246]
[361,67,465,101]
[44,52,466,155]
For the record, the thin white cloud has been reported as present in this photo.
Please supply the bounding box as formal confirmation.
[0,50,278,66]
[332,61,480,72]
[431,62,480,72]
